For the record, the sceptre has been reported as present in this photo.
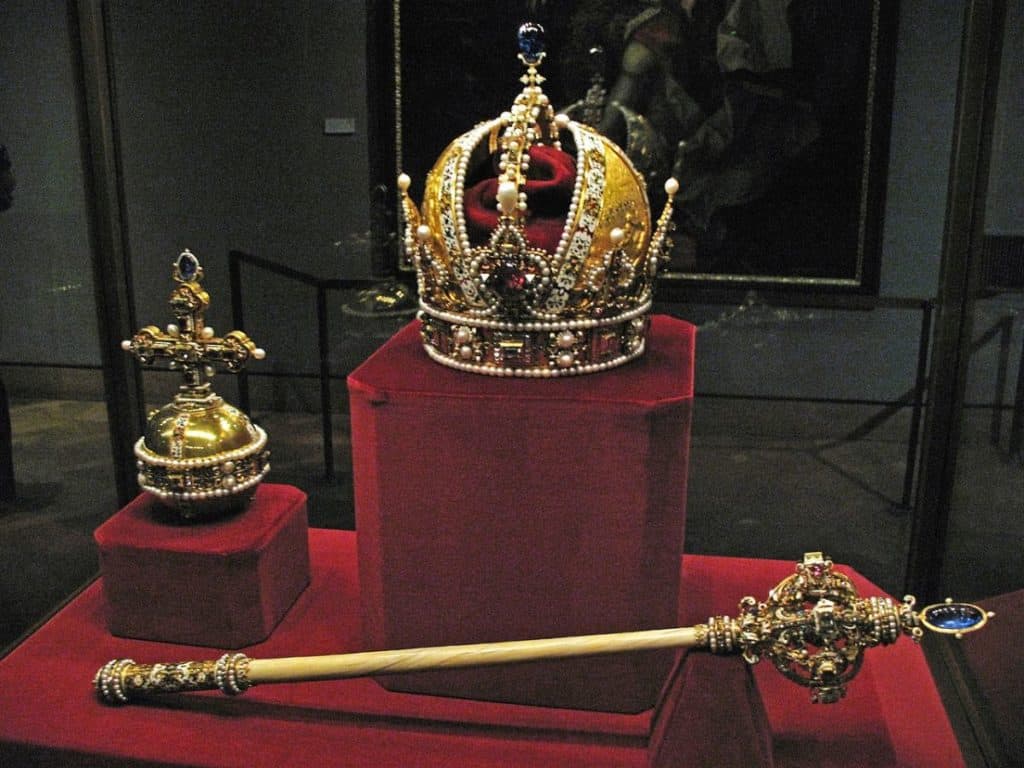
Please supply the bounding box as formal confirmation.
[95,552,991,706]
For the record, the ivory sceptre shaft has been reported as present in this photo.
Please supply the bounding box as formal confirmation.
[94,626,701,704]
[252,626,699,684]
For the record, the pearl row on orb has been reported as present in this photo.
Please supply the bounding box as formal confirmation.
[133,429,268,469]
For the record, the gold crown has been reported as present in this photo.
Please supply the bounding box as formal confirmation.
[399,23,677,378]
[122,250,270,519]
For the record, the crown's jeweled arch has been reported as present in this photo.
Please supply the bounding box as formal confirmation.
[121,249,270,519]
[399,23,679,377]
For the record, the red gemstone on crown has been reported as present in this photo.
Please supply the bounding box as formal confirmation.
[493,261,527,297]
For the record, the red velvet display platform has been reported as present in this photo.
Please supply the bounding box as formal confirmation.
[0,530,963,767]
[348,315,695,713]
[94,483,310,648]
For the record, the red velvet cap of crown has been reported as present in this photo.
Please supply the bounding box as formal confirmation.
[463,145,575,254]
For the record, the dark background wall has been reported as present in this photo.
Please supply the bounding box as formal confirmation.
[0,0,1020,399]
[1,0,372,380]
[1,0,99,368]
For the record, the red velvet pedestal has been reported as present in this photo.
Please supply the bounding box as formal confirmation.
[0,530,964,767]
[94,483,310,648]
[348,316,695,713]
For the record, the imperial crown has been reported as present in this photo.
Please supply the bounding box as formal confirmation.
[399,23,678,377]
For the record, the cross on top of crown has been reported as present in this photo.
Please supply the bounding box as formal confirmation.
[122,250,265,398]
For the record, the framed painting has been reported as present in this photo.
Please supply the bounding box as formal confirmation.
[369,1,900,296]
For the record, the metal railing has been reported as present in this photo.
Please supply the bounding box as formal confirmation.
[227,250,397,482]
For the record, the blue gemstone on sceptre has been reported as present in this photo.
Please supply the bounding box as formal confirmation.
[923,603,984,630]
[517,22,545,64]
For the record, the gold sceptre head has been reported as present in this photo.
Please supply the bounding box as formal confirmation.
[708,552,994,703]
[121,249,269,520]
[94,552,992,705]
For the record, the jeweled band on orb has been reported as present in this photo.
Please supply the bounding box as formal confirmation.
[134,427,270,505]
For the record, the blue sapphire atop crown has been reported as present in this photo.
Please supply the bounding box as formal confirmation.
[517,22,545,64]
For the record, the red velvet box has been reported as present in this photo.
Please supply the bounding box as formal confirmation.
[94,483,310,648]
[348,315,695,712]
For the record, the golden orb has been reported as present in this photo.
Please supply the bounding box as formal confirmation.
[124,250,269,520]
[135,389,269,520]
